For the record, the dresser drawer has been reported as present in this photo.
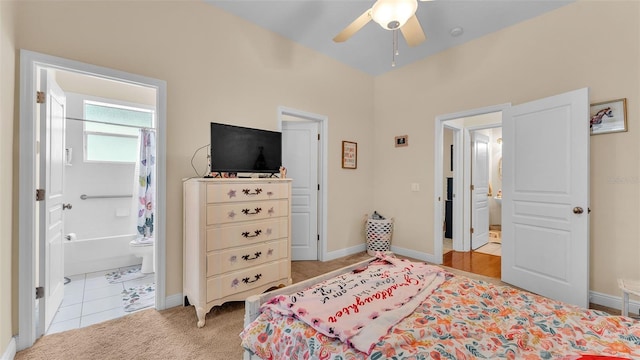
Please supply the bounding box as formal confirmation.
[207,239,287,276]
[207,199,288,225]
[206,218,288,251]
[207,182,288,204]
[206,260,289,301]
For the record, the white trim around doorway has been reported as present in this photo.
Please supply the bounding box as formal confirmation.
[277,106,328,261]
[17,49,167,350]
[433,103,510,264]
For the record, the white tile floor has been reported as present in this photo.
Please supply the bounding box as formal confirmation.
[46,265,155,335]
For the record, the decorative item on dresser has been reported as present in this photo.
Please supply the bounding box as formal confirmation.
[183,178,292,327]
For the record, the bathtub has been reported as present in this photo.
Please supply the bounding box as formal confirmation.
[64,234,140,276]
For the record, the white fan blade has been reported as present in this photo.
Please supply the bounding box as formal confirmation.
[333,9,372,43]
[400,14,426,47]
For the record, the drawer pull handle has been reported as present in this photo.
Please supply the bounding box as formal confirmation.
[242,273,262,284]
[242,207,262,215]
[242,188,263,196]
[242,229,262,238]
[242,251,262,261]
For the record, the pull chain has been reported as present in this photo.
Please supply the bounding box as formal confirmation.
[392,29,398,67]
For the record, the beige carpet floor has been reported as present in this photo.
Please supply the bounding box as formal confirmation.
[15,252,373,360]
[15,252,618,360]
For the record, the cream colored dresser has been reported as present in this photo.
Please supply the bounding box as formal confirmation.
[183,178,292,327]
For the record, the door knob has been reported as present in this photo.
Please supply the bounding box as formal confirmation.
[62,203,72,210]
[573,207,583,214]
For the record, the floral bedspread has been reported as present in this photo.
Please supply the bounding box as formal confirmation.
[241,270,640,359]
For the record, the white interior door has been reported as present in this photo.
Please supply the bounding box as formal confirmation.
[39,69,67,333]
[282,121,319,260]
[502,87,589,308]
[471,132,490,250]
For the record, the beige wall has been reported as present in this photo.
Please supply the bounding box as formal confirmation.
[6,0,639,349]
[373,1,640,297]
[11,0,374,334]
[1,0,16,355]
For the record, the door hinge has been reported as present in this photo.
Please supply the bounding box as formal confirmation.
[317,184,320,191]
[470,184,475,191]
[35,286,44,299]
[35,189,45,201]
[317,234,320,241]
[317,133,320,141]
[470,227,474,234]
[36,91,45,104]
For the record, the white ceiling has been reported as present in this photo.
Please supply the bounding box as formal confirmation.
[205,0,573,76]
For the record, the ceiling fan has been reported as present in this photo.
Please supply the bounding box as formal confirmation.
[333,0,430,47]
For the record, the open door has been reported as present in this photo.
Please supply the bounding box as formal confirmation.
[38,69,67,334]
[471,132,490,250]
[282,120,319,260]
[502,88,589,308]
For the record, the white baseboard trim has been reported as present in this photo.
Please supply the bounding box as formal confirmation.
[324,244,366,261]
[323,244,436,263]
[590,290,640,316]
[390,245,437,264]
[165,293,184,309]
[1,337,16,360]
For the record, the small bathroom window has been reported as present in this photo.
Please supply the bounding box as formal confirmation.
[83,101,154,163]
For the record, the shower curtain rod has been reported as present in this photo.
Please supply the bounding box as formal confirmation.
[65,116,155,131]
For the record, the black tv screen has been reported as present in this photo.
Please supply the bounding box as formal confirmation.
[210,122,282,174]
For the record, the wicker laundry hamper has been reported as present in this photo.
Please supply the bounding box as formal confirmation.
[365,217,394,256]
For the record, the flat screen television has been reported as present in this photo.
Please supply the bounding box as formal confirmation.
[210,122,282,174]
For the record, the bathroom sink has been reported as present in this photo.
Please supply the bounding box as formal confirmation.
[494,197,502,205]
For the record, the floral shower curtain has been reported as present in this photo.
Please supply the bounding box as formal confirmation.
[136,129,155,242]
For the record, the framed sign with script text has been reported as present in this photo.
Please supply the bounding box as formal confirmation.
[342,141,357,169]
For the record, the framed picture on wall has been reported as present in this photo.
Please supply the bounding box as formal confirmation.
[395,135,408,147]
[590,98,627,135]
[342,141,357,169]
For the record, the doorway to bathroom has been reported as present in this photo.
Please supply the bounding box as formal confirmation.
[18,50,167,349]
[49,71,158,334]
[437,110,503,279]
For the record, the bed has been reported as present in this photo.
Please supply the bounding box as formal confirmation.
[241,254,640,360]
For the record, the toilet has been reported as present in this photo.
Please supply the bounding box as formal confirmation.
[130,238,154,274]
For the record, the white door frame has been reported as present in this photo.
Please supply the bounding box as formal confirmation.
[433,104,510,264]
[18,50,167,350]
[277,106,328,261]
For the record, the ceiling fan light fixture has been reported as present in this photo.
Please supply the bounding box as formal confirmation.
[371,0,418,30]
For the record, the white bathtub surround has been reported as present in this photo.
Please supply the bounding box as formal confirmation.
[64,234,140,276]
